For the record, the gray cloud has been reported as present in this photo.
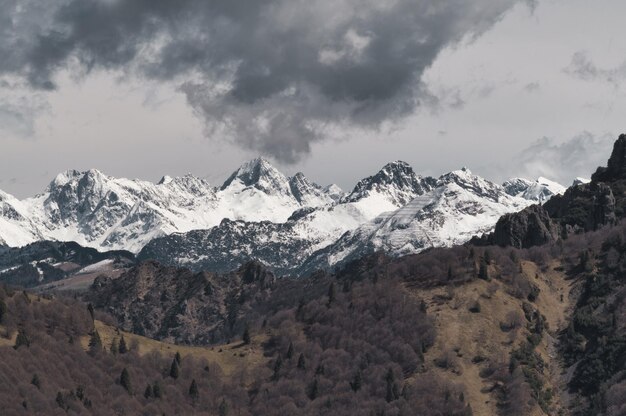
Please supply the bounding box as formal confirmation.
[1,0,524,162]
[523,82,540,93]
[511,132,616,185]
[565,51,626,86]
[0,77,48,138]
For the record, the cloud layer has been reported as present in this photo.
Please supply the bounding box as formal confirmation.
[1,0,523,162]
[512,132,616,185]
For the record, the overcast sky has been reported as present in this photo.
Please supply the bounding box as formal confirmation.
[0,0,624,198]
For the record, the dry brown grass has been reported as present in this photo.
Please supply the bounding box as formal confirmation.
[409,259,571,416]
[80,320,269,377]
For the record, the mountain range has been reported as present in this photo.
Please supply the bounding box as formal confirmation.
[0,158,569,276]
[5,135,626,416]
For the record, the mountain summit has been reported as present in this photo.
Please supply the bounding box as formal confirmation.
[221,157,290,195]
[344,161,436,206]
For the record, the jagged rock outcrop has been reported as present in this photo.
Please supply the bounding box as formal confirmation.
[0,240,134,288]
[544,182,616,232]
[343,161,437,206]
[476,134,626,250]
[490,205,560,249]
[591,134,626,182]
[89,260,276,344]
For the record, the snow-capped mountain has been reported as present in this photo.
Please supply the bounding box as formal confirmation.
[138,161,437,273]
[140,167,554,276]
[300,168,538,274]
[343,161,436,207]
[0,189,44,246]
[0,159,337,252]
[0,158,564,276]
[502,177,566,203]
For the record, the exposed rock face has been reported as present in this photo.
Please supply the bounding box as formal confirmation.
[476,134,626,250]
[491,205,560,249]
[592,134,626,182]
[544,182,616,231]
[0,241,134,288]
[89,260,276,344]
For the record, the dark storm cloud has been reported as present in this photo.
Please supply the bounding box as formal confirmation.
[1,0,524,162]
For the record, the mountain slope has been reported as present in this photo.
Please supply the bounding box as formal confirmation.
[0,160,336,252]
[140,168,549,276]
[502,177,566,203]
[1,158,562,271]
[301,168,534,273]
[138,162,442,274]
[0,240,134,289]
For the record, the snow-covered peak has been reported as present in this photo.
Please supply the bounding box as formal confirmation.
[344,161,435,207]
[158,175,173,185]
[48,168,108,189]
[288,172,331,205]
[302,171,533,272]
[438,168,503,202]
[503,176,565,203]
[220,157,291,195]
[160,174,214,197]
[0,188,44,247]
[537,177,566,194]
[324,184,344,202]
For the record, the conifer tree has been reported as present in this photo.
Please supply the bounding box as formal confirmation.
[297,353,306,370]
[219,398,229,416]
[87,303,95,321]
[31,374,41,389]
[385,368,399,402]
[56,392,66,410]
[296,298,306,320]
[286,342,294,359]
[170,358,180,379]
[0,299,7,324]
[118,334,128,354]
[144,384,153,399]
[175,351,182,365]
[120,368,132,394]
[189,379,199,400]
[88,330,102,354]
[327,282,336,307]
[484,249,492,265]
[308,378,319,400]
[242,323,251,345]
[14,329,30,349]
[350,370,362,392]
[478,259,490,281]
[152,382,162,399]
[272,355,283,381]
[110,337,119,355]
